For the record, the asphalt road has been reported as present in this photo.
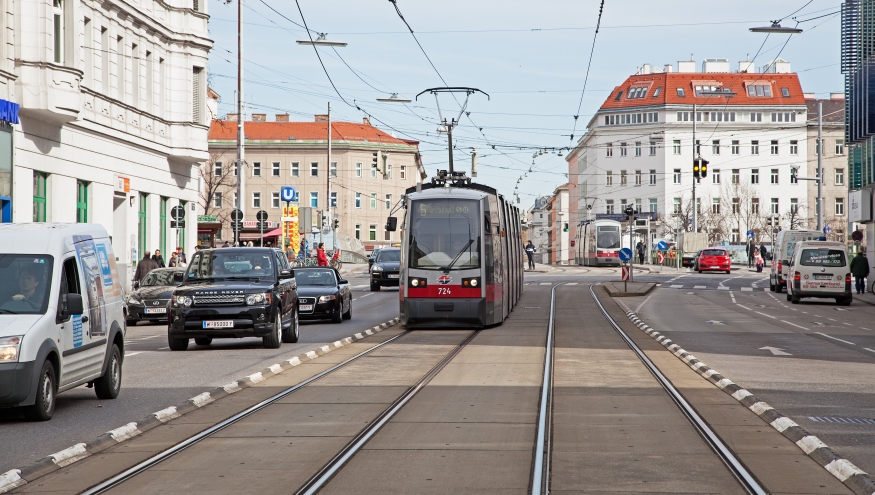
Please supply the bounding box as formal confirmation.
[0,270,400,474]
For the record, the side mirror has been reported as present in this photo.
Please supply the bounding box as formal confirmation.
[280,269,293,278]
[173,272,185,283]
[63,293,84,317]
[338,278,349,285]
[385,216,397,232]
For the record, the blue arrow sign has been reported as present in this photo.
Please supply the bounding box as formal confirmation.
[657,240,667,251]
[281,186,297,203]
[823,225,831,234]
[746,230,754,238]
[619,248,633,262]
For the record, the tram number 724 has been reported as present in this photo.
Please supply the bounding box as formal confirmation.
[437,287,452,295]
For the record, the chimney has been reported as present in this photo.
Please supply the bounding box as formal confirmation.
[226,113,238,122]
[663,64,673,73]
[363,117,371,125]
[830,92,845,100]
[275,114,289,122]
[803,92,815,99]
[702,58,730,73]
[738,59,755,73]
[642,63,651,74]
[314,114,329,122]
[677,59,696,73]
[252,113,266,122]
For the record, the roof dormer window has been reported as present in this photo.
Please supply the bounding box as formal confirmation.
[652,87,662,97]
[627,86,649,99]
[745,82,772,97]
[614,90,624,101]
[676,88,685,97]
[781,87,790,97]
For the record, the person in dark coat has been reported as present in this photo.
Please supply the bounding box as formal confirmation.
[747,242,756,268]
[759,243,769,261]
[636,240,646,265]
[850,250,870,295]
[133,252,159,286]
[152,249,166,268]
[525,241,536,270]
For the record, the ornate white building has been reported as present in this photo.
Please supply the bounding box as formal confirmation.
[0,0,211,285]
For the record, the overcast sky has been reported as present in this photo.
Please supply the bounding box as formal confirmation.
[206,0,843,206]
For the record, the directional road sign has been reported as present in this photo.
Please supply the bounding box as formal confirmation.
[618,247,633,263]
[823,225,831,234]
[621,265,630,281]
[657,240,667,251]
[231,209,243,221]
[256,210,269,221]
[281,186,297,203]
[171,206,186,220]
[746,230,754,238]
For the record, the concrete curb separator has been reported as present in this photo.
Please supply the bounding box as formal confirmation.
[623,310,875,495]
[0,317,402,494]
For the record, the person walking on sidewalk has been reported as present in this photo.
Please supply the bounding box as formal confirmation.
[636,240,646,265]
[747,241,756,268]
[850,250,870,295]
[525,241,536,270]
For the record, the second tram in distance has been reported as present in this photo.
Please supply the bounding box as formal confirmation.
[393,181,523,328]
[576,219,622,267]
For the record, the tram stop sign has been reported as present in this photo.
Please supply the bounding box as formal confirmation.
[619,247,633,263]
[171,206,185,220]
[657,240,667,251]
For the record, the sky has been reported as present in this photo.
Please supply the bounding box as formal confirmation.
[206,0,844,207]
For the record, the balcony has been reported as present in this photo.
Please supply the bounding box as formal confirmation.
[16,62,82,124]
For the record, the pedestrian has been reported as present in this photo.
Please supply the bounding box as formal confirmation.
[222,241,230,248]
[850,250,870,295]
[153,249,166,268]
[747,241,756,268]
[524,241,536,270]
[636,240,646,265]
[177,247,186,264]
[754,248,764,273]
[133,251,159,287]
[168,252,179,268]
[194,245,201,252]
[317,243,329,266]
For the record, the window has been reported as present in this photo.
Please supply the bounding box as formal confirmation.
[815,139,821,156]
[252,162,261,177]
[731,140,740,155]
[751,169,759,184]
[330,162,338,177]
[355,224,361,240]
[605,171,613,186]
[370,164,377,179]
[836,139,845,155]
[635,170,642,186]
[676,88,685,97]
[791,170,798,184]
[369,224,377,241]
[192,67,205,123]
[137,193,147,261]
[732,169,740,184]
[355,193,361,208]
[747,84,772,97]
[271,192,280,208]
[385,194,392,209]
[387,164,392,179]
[673,198,681,214]
[731,229,740,244]
[790,140,798,155]
[770,140,779,155]
[101,27,109,94]
[213,192,222,208]
[712,140,720,155]
[749,112,762,122]
[53,0,64,64]
[781,88,790,97]
[635,142,641,157]
[310,192,318,208]
[355,162,362,177]
[751,140,759,155]
[76,181,88,223]
[614,90,624,101]
[116,36,125,102]
[330,192,337,208]
[649,141,656,156]
[771,169,779,184]
[713,169,720,184]
[620,170,627,186]
[33,172,47,222]
[606,142,613,157]
[83,18,92,85]
[370,193,377,209]
[159,197,168,255]
[751,198,759,214]
[835,198,845,216]
[673,140,681,155]
[771,198,779,214]
[649,198,657,213]
[653,88,661,97]
[158,57,165,117]
[131,44,139,107]
[732,198,740,214]
[291,162,300,177]
[400,165,406,180]
[145,51,153,111]
[790,198,799,214]
[252,192,261,208]
[214,161,223,176]
[310,162,319,177]
[233,162,239,176]
[620,142,627,157]
[673,169,681,184]
[605,200,615,214]
[835,168,845,185]
[272,162,280,177]
[712,199,720,214]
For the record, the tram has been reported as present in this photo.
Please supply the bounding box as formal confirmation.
[576,219,622,267]
[391,176,523,328]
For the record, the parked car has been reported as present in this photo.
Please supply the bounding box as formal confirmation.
[126,267,185,326]
[370,248,400,291]
[786,241,851,305]
[368,247,383,270]
[167,248,298,350]
[691,249,703,271]
[295,267,351,323]
[696,248,731,274]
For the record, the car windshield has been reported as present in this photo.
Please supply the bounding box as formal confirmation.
[377,250,401,262]
[597,226,620,249]
[296,269,337,286]
[408,199,481,270]
[800,249,846,267]
[0,255,54,315]
[141,270,182,287]
[702,250,726,256]
[186,251,275,280]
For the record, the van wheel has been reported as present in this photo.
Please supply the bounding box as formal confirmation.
[282,308,299,344]
[168,334,189,351]
[791,295,800,304]
[770,281,776,291]
[95,344,122,400]
[23,360,56,421]
[194,338,212,346]
[263,310,281,349]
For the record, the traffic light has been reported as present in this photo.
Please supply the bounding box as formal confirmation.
[333,218,339,230]
[700,158,708,179]
[371,151,379,170]
[693,159,700,179]
[563,222,569,232]
[791,167,798,182]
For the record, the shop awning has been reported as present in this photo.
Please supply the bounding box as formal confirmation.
[238,228,282,240]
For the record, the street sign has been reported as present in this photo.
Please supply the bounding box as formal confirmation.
[746,230,754,238]
[619,248,633,262]
[657,240,668,250]
[256,210,269,221]
[823,225,831,234]
[231,209,243,221]
[621,265,630,281]
[171,206,185,220]
[231,221,243,231]
[852,230,864,242]
[257,222,270,230]
[281,186,297,203]
[170,220,186,229]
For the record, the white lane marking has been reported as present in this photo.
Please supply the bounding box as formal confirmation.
[843,322,853,326]
[736,304,752,311]
[670,284,683,288]
[565,282,579,286]
[780,320,809,330]
[755,311,776,319]
[815,332,856,345]
[158,347,169,350]
[864,348,875,353]
[694,285,706,289]
[718,286,729,290]
[862,327,872,331]
[760,346,792,356]
[827,318,837,322]
[359,293,373,299]
[539,282,551,285]
[124,352,142,357]
[741,287,753,292]
[635,294,653,313]
[730,292,736,303]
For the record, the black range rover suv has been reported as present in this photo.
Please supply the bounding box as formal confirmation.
[167,248,299,350]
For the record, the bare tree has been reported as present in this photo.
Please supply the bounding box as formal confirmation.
[198,151,235,217]
[721,179,761,245]
[783,200,809,231]
[697,193,731,245]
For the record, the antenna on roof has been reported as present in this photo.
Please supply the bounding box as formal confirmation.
[690,53,694,61]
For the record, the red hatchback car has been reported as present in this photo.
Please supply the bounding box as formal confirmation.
[697,248,731,274]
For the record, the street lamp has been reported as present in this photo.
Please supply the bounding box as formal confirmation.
[296,33,348,46]
[749,22,802,34]
[376,93,412,103]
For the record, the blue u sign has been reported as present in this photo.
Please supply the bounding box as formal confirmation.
[281,186,297,202]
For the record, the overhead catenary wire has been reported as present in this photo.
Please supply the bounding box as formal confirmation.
[569,0,606,144]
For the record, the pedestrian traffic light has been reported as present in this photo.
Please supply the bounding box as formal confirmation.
[563,222,569,232]
[333,218,339,230]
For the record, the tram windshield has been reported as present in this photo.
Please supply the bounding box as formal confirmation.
[596,226,621,249]
[408,199,481,270]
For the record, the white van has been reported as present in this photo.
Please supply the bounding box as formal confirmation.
[769,230,821,292]
[0,224,126,420]
[786,241,852,305]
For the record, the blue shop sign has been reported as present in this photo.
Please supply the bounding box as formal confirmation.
[0,99,19,124]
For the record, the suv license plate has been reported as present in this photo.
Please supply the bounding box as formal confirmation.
[144,308,166,314]
[388,274,400,279]
[203,321,233,329]
[299,304,314,312]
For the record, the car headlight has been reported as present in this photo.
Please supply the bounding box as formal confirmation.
[173,295,192,307]
[0,336,22,362]
[318,295,336,303]
[247,293,271,305]
[372,265,383,272]
[128,294,143,305]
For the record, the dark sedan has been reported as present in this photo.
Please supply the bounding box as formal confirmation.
[370,247,400,291]
[126,268,185,326]
[295,268,351,323]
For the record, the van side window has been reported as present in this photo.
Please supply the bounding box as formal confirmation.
[57,258,81,322]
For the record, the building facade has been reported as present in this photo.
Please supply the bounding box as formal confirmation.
[526,196,550,264]
[548,184,570,265]
[0,0,211,287]
[206,116,425,249]
[570,58,809,252]
[805,96,848,240]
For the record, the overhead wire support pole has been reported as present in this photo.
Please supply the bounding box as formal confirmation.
[235,0,245,247]
[817,100,823,232]
[416,87,489,180]
[692,102,697,233]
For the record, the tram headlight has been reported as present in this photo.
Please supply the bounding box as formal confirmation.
[409,277,427,288]
[462,277,481,288]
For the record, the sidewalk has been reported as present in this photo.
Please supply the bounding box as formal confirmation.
[855,290,875,306]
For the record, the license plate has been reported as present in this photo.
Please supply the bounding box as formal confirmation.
[814,275,831,280]
[299,304,314,312]
[144,307,166,314]
[203,320,233,329]
[711,266,720,269]
[388,274,400,279]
